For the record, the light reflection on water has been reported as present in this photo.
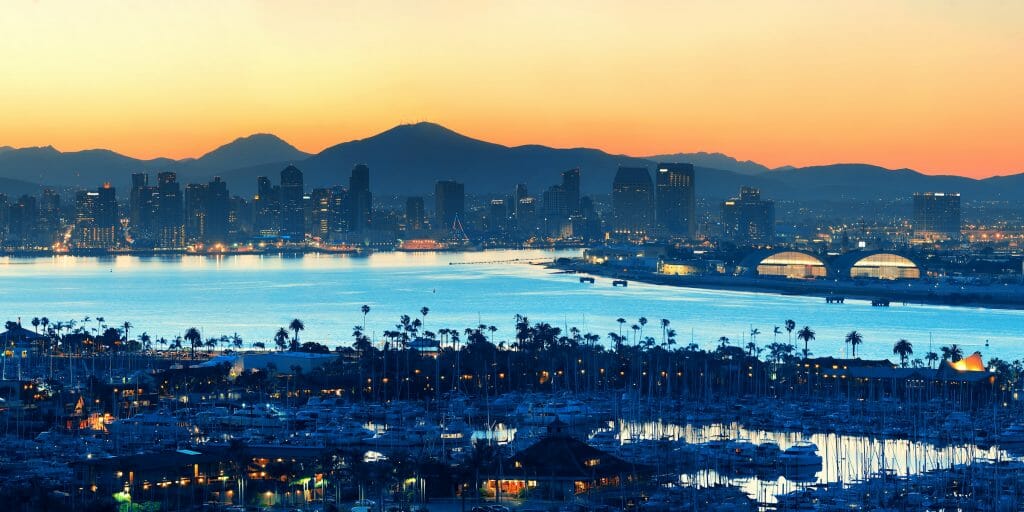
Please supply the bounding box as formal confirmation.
[474,419,1011,504]
[1,249,1022,360]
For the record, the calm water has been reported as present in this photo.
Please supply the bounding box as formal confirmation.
[1,249,1022,361]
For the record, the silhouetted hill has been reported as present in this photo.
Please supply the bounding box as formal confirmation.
[221,122,655,195]
[3,123,1023,201]
[0,146,175,188]
[647,152,771,176]
[183,134,310,175]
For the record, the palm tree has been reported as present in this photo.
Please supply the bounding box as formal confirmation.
[845,331,863,358]
[893,339,914,368]
[184,327,202,359]
[420,307,429,329]
[796,326,815,359]
[785,319,796,343]
[289,318,304,343]
[925,351,939,368]
[940,344,963,363]
[773,326,781,343]
[745,341,757,356]
[361,304,371,329]
[31,317,40,333]
[616,318,626,337]
[252,341,266,351]
[275,328,290,351]
[122,321,133,342]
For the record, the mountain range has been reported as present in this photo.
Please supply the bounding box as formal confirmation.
[0,122,1021,201]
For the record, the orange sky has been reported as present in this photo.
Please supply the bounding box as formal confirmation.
[1,1,1021,177]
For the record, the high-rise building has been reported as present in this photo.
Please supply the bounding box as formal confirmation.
[205,177,230,244]
[7,195,37,245]
[156,172,184,248]
[611,166,653,237]
[913,192,961,241]
[405,196,425,231]
[561,168,581,215]
[75,184,119,248]
[488,199,508,233]
[184,183,207,244]
[348,164,372,231]
[310,188,333,239]
[253,176,280,237]
[655,162,696,239]
[435,180,465,228]
[279,165,305,241]
[38,188,61,243]
[129,173,158,243]
[721,187,775,245]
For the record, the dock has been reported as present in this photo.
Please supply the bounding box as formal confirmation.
[612,279,628,287]
[825,296,845,304]
[579,276,595,284]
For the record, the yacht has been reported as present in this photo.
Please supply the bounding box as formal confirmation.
[998,424,1024,445]
[779,442,822,467]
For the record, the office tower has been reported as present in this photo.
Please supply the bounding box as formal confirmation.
[488,199,508,233]
[516,196,537,233]
[228,196,250,240]
[8,195,37,244]
[253,176,280,237]
[542,185,569,237]
[913,192,961,241]
[279,165,305,241]
[721,187,775,245]
[611,166,653,237]
[0,194,9,239]
[328,186,348,238]
[655,162,696,239]
[435,180,465,227]
[310,188,332,239]
[348,164,372,231]
[156,172,184,248]
[130,173,148,230]
[38,188,61,243]
[184,183,207,244]
[405,196,425,230]
[74,184,119,248]
[129,173,158,242]
[205,177,230,244]
[561,168,581,215]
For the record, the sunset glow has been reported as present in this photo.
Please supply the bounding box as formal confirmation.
[1,0,1021,177]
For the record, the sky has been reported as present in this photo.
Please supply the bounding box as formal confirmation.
[1,0,1021,177]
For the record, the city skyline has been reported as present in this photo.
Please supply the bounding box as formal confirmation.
[2,1,1022,178]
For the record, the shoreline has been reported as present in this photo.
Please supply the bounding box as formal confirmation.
[551,260,1024,311]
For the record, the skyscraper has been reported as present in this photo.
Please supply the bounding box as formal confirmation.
[279,165,305,241]
[253,176,280,237]
[405,196,425,231]
[205,177,230,244]
[655,162,696,239]
[435,180,465,228]
[75,184,119,248]
[561,168,581,215]
[156,172,184,248]
[348,164,372,231]
[184,183,207,244]
[310,188,333,239]
[129,173,158,243]
[721,187,775,245]
[913,192,961,241]
[611,166,653,237]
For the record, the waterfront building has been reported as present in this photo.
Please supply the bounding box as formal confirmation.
[487,198,508,233]
[721,187,775,245]
[73,184,119,249]
[183,183,207,244]
[833,251,922,280]
[611,166,653,239]
[435,180,465,228]
[655,162,696,239]
[913,192,961,242]
[253,176,281,237]
[348,164,373,231]
[156,171,185,248]
[561,168,581,215]
[738,249,828,279]
[405,196,426,231]
[309,188,332,239]
[205,177,230,244]
[279,165,305,241]
[129,173,158,243]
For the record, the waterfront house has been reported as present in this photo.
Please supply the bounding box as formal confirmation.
[483,419,649,500]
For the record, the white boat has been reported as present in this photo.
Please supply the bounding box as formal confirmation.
[779,442,822,467]
[998,424,1024,445]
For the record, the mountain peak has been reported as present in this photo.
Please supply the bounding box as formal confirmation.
[195,133,310,172]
